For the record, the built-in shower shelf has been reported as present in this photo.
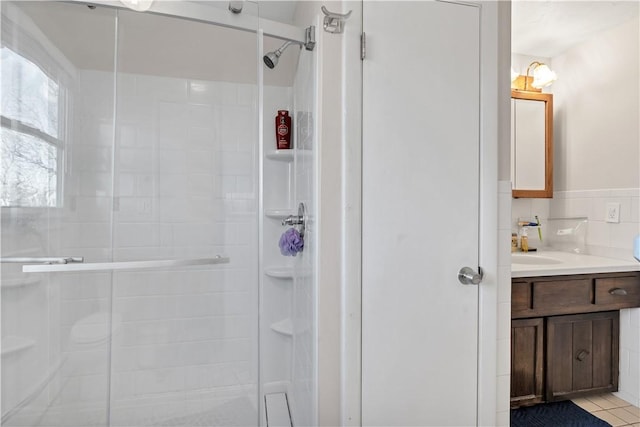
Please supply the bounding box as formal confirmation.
[265,150,294,162]
[264,209,293,219]
[1,276,41,289]
[1,336,36,357]
[265,267,294,279]
[270,318,293,337]
[264,267,312,279]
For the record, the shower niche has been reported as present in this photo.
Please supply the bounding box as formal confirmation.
[260,33,317,427]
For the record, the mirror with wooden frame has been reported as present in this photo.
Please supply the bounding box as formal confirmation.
[511,90,553,198]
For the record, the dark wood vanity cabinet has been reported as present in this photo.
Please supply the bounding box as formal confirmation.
[546,311,619,401]
[511,271,640,407]
[511,318,544,407]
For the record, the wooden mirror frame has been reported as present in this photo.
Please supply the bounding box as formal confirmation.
[511,90,553,198]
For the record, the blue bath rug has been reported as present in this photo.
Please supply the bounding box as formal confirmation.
[511,400,612,427]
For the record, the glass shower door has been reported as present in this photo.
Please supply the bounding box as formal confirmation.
[1,2,117,426]
[2,2,260,427]
[107,8,259,427]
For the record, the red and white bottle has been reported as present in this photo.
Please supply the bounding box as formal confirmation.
[275,110,292,149]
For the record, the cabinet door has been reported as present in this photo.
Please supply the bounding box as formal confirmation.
[511,91,553,198]
[547,311,619,401]
[511,318,545,407]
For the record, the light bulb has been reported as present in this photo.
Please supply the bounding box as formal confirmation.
[531,64,557,89]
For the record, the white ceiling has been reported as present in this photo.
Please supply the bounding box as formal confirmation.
[13,1,298,85]
[231,1,640,60]
[256,1,297,23]
[512,1,640,58]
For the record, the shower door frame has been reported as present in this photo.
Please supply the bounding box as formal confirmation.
[70,0,306,43]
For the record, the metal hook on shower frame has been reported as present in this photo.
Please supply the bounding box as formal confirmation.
[321,6,352,34]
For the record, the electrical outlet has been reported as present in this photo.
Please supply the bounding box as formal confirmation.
[606,202,620,223]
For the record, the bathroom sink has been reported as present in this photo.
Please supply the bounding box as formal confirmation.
[511,253,563,265]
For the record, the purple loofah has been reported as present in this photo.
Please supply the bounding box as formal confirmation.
[279,228,304,256]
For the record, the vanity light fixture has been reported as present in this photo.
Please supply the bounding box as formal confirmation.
[512,61,558,92]
[527,61,557,89]
[119,0,153,11]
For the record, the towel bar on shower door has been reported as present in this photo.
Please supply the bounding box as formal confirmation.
[1,257,84,264]
[20,256,229,273]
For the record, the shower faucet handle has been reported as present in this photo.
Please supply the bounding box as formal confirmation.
[282,215,303,226]
[281,203,307,238]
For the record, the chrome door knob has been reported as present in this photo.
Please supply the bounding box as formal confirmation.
[458,267,483,285]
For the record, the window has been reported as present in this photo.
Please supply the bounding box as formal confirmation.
[1,46,64,207]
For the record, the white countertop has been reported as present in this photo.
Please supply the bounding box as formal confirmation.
[511,250,640,278]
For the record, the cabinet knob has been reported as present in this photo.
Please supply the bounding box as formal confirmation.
[576,349,589,361]
[609,288,628,296]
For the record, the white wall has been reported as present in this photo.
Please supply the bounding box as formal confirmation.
[495,3,513,425]
[552,16,639,192]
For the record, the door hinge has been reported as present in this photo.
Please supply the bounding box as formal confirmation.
[360,32,366,60]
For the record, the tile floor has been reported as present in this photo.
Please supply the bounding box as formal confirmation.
[573,394,640,427]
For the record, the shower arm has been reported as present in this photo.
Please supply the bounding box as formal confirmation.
[277,26,315,52]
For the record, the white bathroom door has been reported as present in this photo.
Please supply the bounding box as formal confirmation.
[362,1,481,425]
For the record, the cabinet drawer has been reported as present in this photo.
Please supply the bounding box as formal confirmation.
[595,276,640,309]
[532,278,593,316]
[512,282,531,316]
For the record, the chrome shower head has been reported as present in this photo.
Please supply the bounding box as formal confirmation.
[263,41,294,69]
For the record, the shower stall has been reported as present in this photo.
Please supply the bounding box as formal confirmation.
[0,1,317,425]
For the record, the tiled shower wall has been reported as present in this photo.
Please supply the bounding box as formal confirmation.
[57,69,266,424]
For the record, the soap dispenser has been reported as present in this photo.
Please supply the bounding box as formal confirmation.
[520,228,529,252]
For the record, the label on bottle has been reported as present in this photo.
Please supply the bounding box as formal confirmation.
[276,110,291,149]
